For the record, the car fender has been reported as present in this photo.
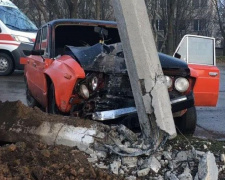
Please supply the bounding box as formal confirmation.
[44,55,85,112]
[189,66,198,78]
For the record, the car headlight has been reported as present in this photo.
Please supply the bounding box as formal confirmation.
[165,76,173,88]
[12,35,33,43]
[174,78,189,92]
[90,76,98,91]
[79,84,89,99]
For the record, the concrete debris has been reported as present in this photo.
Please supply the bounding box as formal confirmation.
[176,151,188,162]
[95,162,108,169]
[178,172,192,180]
[137,168,150,177]
[220,154,225,163]
[119,168,125,175]
[137,158,144,166]
[0,104,220,179]
[194,173,199,180]
[165,171,179,180]
[160,160,169,167]
[203,144,208,149]
[197,152,218,180]
[118,124,138,142]
[142,156,161,173]
[167,145,172,152]
[125,176,136,180]
[168,161,174,170]
[163,151,172,160]
[122,157,138,168]
[110,160,121,175]
[87,154,98,163]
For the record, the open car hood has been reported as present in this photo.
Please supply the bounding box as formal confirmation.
[65,43,190,76]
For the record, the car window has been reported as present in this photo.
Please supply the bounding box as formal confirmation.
[34,30,41,50]
[40,26,49,56]
[174,35,215,66]
[176,37,187,62]
[188,36,214,65]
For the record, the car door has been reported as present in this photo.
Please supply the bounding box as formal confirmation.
[174,35,219,106]
[27,26,50,107]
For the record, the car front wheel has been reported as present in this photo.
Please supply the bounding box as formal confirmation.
[175,106,197,135]
[0,53,14,76]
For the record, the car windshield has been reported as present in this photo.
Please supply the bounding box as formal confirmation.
[0,6,37,32]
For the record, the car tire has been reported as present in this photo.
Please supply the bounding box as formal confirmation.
[48,84,61,114]
[25,79,39,108]
[175,106,197,135]
[0,53,14,76]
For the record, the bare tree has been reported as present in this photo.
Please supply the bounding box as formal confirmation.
[212,0,225,55]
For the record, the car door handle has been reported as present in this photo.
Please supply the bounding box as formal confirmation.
[32,63,37,67]
[209,72,218,77]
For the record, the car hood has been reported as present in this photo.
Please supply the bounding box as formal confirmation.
[66,43,190,76]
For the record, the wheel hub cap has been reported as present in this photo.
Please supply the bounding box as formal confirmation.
[0,57,8,72]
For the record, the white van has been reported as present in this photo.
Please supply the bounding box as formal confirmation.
[0,0,37,75]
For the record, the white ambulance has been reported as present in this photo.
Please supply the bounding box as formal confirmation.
[0,0,37,75]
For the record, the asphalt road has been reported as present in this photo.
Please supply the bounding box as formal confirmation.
[0,70,26,105]
[0,65,225,139]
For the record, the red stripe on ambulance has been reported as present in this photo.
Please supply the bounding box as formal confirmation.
[0,34,15,41]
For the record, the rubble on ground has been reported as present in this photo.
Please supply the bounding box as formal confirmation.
[0,101,225,179]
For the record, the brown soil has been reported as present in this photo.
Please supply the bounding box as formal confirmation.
[0,141,121,180]
[0,101,96,130]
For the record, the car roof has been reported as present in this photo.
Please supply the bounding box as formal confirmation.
[42,19,117,29]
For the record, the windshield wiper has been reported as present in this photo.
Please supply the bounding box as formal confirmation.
[5,24,22,30]
[22,28,37,32]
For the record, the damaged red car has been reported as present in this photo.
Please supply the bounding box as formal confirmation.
[21,19,219,134]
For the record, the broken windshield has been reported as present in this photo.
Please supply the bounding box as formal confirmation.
[0,6,37,32]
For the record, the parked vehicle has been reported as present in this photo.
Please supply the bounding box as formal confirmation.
[0,0,37,75]
[21,19,219,134]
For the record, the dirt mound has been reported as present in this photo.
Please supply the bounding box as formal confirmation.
[0,101,121,179]
[0,101,95,129]
[0,141,121,180]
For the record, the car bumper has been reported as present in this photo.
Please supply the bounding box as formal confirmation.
[171,92,194,113]
[92,92,194,121]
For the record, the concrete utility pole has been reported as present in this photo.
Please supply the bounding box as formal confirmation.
[112,0,177,142]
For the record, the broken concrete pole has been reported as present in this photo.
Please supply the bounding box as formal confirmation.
[142,156,161,173]
[112,0,176,141]
[197,152,218,180]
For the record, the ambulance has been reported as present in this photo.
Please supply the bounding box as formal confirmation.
[0,0,37,75]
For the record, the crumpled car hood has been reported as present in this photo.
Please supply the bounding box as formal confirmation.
[65,43,189,76]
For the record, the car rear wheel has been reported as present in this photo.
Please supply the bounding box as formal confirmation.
[25,79,39,107]
[48,84,61,114]
[175,106,197,135]
[0,53,14,76]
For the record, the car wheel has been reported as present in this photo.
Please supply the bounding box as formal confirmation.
[175,106,197,135]
[25,79,39,107]
[48,84,61,114]
[0,53,14,76]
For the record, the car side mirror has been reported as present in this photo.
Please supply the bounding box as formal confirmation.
[174,52,181,59]
[23,49,44,56]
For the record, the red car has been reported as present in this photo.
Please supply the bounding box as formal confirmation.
[21,19,219,134]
